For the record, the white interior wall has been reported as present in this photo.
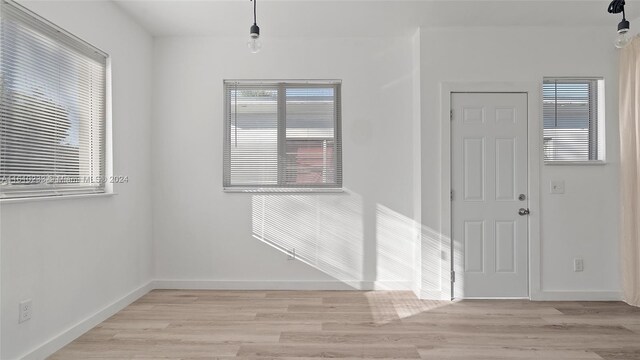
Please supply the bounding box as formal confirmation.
[420,26,621,300]
[633,16,640,36]
[152,36,419,290]
[0,1,154,359]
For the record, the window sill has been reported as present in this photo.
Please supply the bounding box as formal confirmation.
[224,188,344,194]
[0,192,117,204]
[544,161,606,166]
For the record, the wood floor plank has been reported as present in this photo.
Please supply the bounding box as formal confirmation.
[322,321,632,335]
[279,331,445,345]
[593,348,640,360]
[49,290,640,359]
[418,347,604,360]
[256,311,380,322]
[236,343,421,358]
[622,323,640,333]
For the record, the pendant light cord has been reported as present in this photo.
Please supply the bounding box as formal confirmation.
[252,0,257,25]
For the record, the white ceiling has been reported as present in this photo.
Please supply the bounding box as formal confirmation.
[113,0,640,37]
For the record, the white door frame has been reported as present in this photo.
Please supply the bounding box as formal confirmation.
[440,82,542,300]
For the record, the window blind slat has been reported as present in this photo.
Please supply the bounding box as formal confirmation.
[224,81,342,190]
[0,0,107,198]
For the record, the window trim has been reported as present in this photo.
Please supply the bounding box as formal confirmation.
[544,161,606,166]
[542,77,605,164]
[0,192,116,204]
[222,80,343,192]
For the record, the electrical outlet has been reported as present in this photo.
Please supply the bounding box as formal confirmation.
[574,258,584,272]
[19,299,32,323]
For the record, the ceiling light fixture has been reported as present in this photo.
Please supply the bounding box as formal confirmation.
[608,0,631,49]
[247,0,262,53]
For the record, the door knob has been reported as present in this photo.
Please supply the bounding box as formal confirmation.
[518,208,530,216]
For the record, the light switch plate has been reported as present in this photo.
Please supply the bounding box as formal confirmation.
[550,180,565,194]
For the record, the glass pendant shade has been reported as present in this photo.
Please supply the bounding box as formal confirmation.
[248,34,262,53]
[615,29,631,48]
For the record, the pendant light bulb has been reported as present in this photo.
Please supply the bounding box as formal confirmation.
[615,29,631,49]
[615,20,631,48]
[248,24,262,53]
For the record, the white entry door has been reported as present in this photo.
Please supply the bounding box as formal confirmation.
[451,92,529,298]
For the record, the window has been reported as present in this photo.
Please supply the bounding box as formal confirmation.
[224,80,342,191]
[543,78,605,163]
[0,1,108,199]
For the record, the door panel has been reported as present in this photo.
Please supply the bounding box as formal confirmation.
[464,221,484,272]
[495,221,516,273]
[452,93,528,298]
[464,138,485,201]
[495,138,516,200]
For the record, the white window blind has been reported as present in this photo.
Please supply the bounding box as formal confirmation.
[224,80,342,191]
[543,78,604,163]
[0,0,107,199]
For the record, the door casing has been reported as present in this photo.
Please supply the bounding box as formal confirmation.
[440,82,542,300]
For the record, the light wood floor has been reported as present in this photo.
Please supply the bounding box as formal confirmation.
[50,290,640,359]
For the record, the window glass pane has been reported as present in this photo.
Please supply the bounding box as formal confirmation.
[285,139,336,185]
[286,87,335,138]
[285,87,336,186]
[229,88,279,185]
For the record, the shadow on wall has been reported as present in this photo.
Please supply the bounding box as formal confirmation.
[376,204,417,290]
[452,232,464,299]
[421,224,452,300]
[251,191,451,297]
[251,190,365,285]
[374,205,453,298]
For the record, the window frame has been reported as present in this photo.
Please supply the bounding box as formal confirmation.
[223,80,343,193]
[0,0,111,200]
[542,77,606,165]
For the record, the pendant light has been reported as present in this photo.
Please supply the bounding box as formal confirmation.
[608,0,631,49]
[247,0,262,53]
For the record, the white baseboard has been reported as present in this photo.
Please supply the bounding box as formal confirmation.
[420,289,452,300]
[152,279,415,292]
[152,279,374,291]
[534,290,622,301]
[19,281,154,360]
[372,281,414,291]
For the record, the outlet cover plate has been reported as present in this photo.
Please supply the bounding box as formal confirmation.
[19,299,32,323]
